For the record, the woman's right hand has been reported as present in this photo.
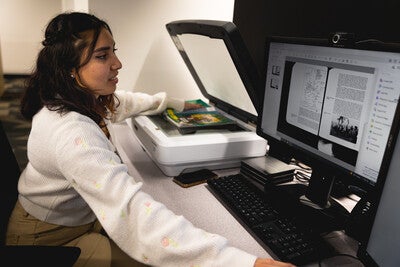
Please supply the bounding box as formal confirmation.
[183,101,204,111]
[254,258,296,267]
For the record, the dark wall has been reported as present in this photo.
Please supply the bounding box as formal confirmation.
[233,0,400,92]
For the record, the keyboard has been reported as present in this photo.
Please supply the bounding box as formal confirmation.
[207,173,337,266]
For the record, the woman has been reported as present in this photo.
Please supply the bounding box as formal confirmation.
[6,12,295,267]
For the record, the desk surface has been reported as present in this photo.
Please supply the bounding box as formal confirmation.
[113,121,364,267]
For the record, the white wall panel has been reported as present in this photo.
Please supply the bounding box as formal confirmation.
[0,0,62,74]
[90,0,234,99]
[1,0,234,100]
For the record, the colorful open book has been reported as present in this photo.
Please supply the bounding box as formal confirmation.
[164,99,238,134]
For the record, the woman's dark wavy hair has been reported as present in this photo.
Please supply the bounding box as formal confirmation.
[21,12,118,124]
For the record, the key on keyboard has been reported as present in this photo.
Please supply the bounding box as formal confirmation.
[207,173,334,265]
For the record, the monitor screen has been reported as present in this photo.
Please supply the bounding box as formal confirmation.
[258,37,400,193]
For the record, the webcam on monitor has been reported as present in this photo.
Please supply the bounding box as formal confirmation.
[329,32,355,47]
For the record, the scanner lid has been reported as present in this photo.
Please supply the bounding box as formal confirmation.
[166,20,261,124]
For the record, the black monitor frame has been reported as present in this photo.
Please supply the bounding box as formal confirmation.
[257,35,400,220]
[357,98,400,266]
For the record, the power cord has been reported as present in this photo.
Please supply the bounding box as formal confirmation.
[289,158,312,184]
[295,170,311,183]
[355,39,385,44]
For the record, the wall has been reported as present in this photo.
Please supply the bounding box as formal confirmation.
[0,0,62,74]
[233,0,400,98]
[89,0,235,99]
[62,0,88,12]
[0,0,234,100]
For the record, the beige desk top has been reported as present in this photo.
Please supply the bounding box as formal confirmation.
[112,121,364,267]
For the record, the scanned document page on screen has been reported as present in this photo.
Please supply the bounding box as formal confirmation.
[286,62,328,135]
[319,68,373,150]
[285,62,374,151]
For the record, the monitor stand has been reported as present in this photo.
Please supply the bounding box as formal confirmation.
[265,168,350,234]
[304,168,350,231]
[302,168,337,209]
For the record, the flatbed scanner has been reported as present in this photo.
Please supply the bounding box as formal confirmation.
[131,20,268,176]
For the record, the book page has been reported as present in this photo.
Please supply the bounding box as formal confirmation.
[286,62,328,134]
[163,99,236,131]
[319,68,374,150]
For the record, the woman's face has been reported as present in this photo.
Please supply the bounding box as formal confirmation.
[74,28,122,97]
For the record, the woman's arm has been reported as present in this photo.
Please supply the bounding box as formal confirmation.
[254,258,296,267]
[111,91,186,122]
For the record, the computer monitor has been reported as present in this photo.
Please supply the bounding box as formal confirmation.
[257,36,400,218]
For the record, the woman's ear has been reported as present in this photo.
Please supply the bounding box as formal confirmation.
[70,69,77,78]
[70,69,87,88]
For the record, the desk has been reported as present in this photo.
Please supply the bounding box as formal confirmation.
[113,121,364,267]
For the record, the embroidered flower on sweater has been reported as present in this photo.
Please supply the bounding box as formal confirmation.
[108,157,117,165]
[71,179,78,188]
[99,209,107,221]
[120,209,126,218]
[84,178,102,190]
[74,136,88,148]
[141,254,150,263]
[144,202,152,215]
[93,180,102,189]
[161,237,179,248]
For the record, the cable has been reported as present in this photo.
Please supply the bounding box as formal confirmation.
[348,185,367,198]
[355,39,384,44]
[289,158,312,184]
[294,170,310,183]
[290,158,312,172]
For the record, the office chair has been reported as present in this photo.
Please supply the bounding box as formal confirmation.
[0,119,81,266]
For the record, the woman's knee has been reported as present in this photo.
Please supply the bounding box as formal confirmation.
[109,240,150,267]
[68,233,111,267]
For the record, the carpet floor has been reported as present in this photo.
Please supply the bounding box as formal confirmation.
[0,76,30,171]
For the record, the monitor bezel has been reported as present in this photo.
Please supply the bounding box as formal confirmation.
[356,97,400,266]
[257,35,400,194]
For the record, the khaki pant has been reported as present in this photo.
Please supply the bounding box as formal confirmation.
[6,201,148,267]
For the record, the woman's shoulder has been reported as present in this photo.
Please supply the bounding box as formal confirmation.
[31,108,108,148]
[36,107,95,122]
[33,107,99,133]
